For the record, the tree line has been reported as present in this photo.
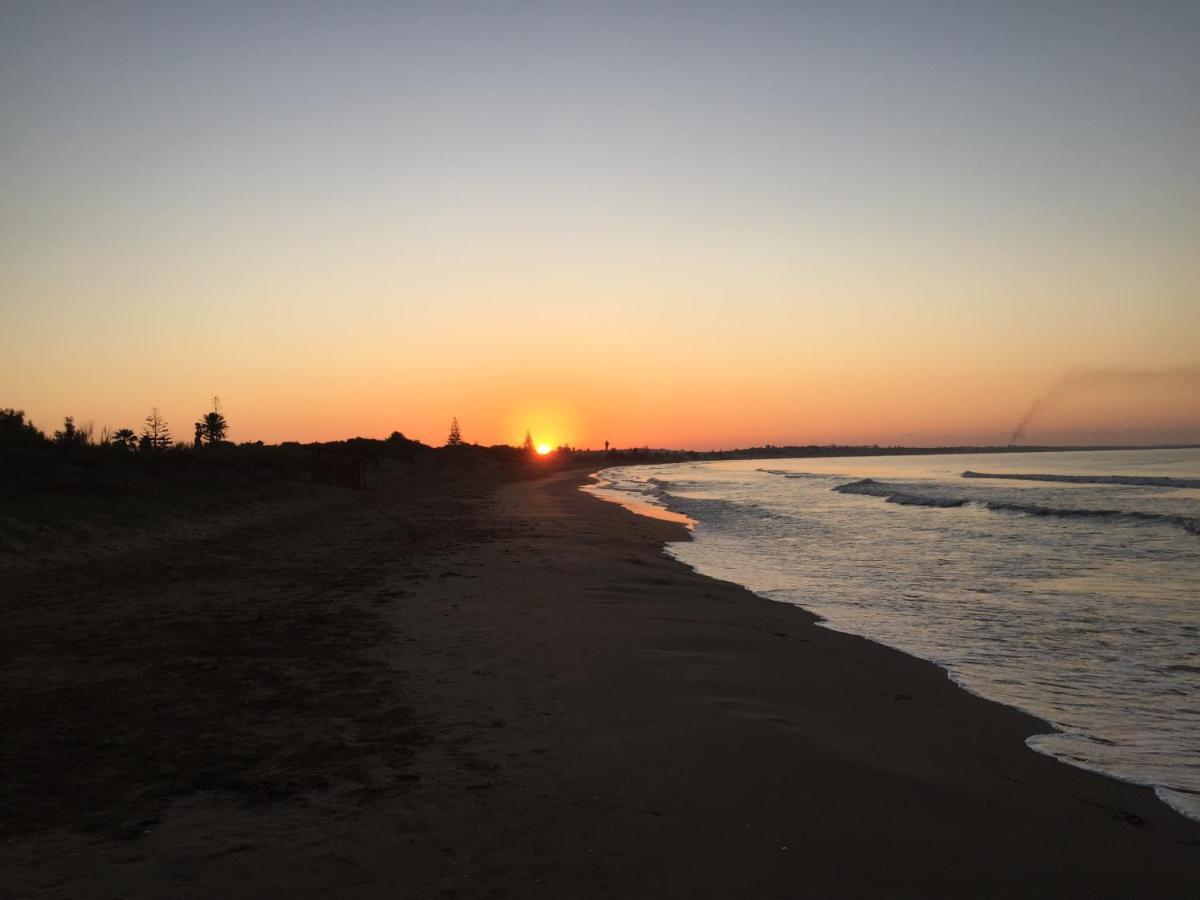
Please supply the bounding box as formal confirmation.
[0,398,229,452]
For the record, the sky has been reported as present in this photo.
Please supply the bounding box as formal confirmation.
[2,1,1198,448]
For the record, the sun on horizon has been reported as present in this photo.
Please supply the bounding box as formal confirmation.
[2,3,1198,449]
[536,443,553,456]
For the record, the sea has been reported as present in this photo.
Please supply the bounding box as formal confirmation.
[586,448,1200,822]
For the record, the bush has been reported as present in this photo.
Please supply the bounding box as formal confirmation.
[0,409,50,450]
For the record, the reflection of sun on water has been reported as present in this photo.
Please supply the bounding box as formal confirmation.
[536,443,553,456]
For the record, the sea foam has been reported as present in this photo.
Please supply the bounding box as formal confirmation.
[590,448,1200,822]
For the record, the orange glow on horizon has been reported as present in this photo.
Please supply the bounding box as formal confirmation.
[3,5,1198,452]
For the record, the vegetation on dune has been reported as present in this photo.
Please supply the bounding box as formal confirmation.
[7,401,1188,517]
[6,399,1194,567]
[194,397,229,447]
[1,409,51,450]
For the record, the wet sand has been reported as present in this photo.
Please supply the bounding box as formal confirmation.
[2,468,1197,897]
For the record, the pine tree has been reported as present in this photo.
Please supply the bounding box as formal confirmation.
[446,417,462,447]
[142,407,171,449]
[523,430,534,452]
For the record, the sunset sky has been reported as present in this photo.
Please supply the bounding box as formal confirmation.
[3,2,1198,448]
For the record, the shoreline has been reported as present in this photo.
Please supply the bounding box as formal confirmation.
[588,457,1200,826]
[558,469,1200,895]
[2,467,1197,896]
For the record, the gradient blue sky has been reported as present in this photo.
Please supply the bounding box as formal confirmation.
[3,1,1198,446]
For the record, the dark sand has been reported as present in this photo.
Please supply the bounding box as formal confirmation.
[2,469,1197,897]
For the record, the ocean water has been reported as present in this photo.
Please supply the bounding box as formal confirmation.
[586,448,1200,821]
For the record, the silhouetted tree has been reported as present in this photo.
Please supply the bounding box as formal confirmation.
[53,416,88,449]
[446,417,462,447]
[141,407,171,449]
[202,411,228,443]
[0,409,49,449]
[111,428,138,451]
[523,430,534,452]
[193,422,204,448]
[196,397,228,445]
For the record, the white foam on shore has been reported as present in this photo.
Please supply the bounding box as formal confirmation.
[583,471,695,527]
[584,450,1200,825]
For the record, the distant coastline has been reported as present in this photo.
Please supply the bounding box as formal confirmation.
[572,442,1200,469]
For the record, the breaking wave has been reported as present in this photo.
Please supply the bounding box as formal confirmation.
[757,468,841,481]
[963,471,1200,489]
[834,479,1200,536]
[590,449,1200,822]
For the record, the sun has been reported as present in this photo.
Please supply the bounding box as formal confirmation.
[536,443,553,456]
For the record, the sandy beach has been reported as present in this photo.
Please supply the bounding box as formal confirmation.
[2,468,1197,898]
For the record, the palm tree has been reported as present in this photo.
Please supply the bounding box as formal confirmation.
[197,397,228,445]
[111,428,138,450]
